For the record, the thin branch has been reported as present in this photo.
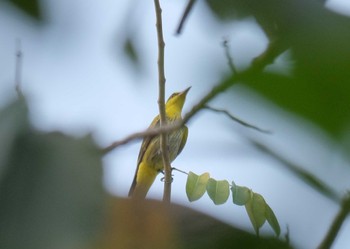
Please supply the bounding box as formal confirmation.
[251,38,288,72]
[172,167,189,175]
[249,139,340,203]
[205,105,271,134]
[183,73,240,124]
[154,0,172,203]
[15,39,23,98]
[175,0,196,35]
[102,122,180,154]
[223,38,238,75]
[317,193,350,249]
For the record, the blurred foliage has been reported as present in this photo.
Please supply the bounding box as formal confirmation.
[0,99,291,249]
[205,0,350,149]
[97,198,292,249]
[123,37,140,67]
[0,99,106,249]
[4,0,43,20]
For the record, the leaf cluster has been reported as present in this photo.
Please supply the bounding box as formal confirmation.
[186,172,280,236]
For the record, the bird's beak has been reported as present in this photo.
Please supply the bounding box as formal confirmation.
[180,86,191,96]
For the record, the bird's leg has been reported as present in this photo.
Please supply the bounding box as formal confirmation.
[160,168,174,183]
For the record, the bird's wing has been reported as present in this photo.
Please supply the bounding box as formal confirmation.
[177,125,188,156]
[129,115,160,197]
[137,115,160,165]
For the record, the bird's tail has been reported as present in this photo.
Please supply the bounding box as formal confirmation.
[128,162,158,199]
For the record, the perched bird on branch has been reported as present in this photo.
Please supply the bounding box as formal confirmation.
[129,87,190,198]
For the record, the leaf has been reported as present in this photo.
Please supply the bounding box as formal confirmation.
[206,178,230,205]
[123,37,139,66]
[204,0,250,20]
[265,204,281,237]
[231,181,252,206]
[186,171,210,202]
[234,2,350,147]
[0,99,29,181]
[245,193,266,235]
[6,0,43,21]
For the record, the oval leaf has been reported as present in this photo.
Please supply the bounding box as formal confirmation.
[231,181,252,206]
[265,203,281,237]
[206,178,230,205]
[186,171,210,202]
[245,193,267,235]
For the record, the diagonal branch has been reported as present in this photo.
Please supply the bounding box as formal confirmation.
[204,105,271,134]
[249,139,340,203]
[175,0,197,35]
[317,193,350,249]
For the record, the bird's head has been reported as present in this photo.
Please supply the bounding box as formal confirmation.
[165,86,191,118]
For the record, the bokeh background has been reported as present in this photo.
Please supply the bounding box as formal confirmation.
[1,1,350,248]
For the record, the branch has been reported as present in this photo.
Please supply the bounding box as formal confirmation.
[251,38,288,72]
[175,0,196,35]
[154,0,172,203]
[317,193,350,249]
[249,139,340,203]
[204,105,271,134]
[102,123,181,154]
[223,38,238,75]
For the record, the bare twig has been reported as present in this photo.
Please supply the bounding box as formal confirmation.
[223,39,238,75]
[15,39,23,98]
[175,0,196,35]
[102,122,181,154]
[154,0,172,203]
[172,167,189,175]
[317,193,350,249]
[250,139,340,203]
[204,105,271,134]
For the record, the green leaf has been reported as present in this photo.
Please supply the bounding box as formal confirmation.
[231,181,252,206]
[245,193,266,235]
[6,0,43,21]
[206,178,230,205]
[123,38,139,66]
[0,99,29,181]
[186,171,210,202]
[265,204,281,237]
[204,0,251,20]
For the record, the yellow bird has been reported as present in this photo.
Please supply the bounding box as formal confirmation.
[128,87,190,198]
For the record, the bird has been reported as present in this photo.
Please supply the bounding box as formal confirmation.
[128,87,190,198]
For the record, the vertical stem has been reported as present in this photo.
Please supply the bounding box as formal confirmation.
[154,0,172,203]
